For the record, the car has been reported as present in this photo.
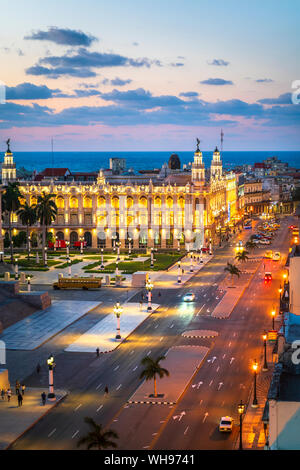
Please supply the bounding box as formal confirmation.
[273,252,281,261]
[260,239,271,245]
[219,416,233,432]
[264,250,273,259]
[201,247,209,253]
[183,293,195,302]
[264,272,272,282]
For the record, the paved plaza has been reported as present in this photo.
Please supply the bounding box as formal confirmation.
[65,302,159,353]
[0,301,101,350]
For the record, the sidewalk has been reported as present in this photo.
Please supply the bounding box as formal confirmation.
[65,302,160,353]
[0,387,67,450]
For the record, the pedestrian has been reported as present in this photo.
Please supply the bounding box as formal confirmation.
[139,300,143,311]
[7,388,11,402]
[182,268,184,275]
[36,363,41,374]
[17,393,23,407]
[41,392,46,406]
[96,347,100,357]
[15,380,20,395]
[158,291,161,298]
[21,384,26,396]
[104,385,109,395]
[1,389,5,400]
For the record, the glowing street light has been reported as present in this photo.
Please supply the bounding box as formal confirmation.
[80,237,84,255]
[68,258,72,277]
[15,257,19,281]
[44,246,48,267]
[283,273,288,285]
[114,302,123,340]
[252,359,258,408]
[238,401,245,450]
[100,248,104,269]
[150,248,154,268]
[177,261,182,284]
[116,241,121,261]
[190,252,194,273]
[27,275,31,292]
[112,235,117,252]
[262,332,268,371]
[128,237,132,255]
[271,309,276,330]
[66,241,70,258]
[146,277,154,312]
[47,354,56,401]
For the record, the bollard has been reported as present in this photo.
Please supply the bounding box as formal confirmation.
[4,272,10,282]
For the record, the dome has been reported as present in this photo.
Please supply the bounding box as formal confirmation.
[168,153,181,170]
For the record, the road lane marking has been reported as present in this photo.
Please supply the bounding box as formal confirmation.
[228,342,232,347]
[203,413,208,423]
[184,426,189,435]
[133,366,138,371]
[72,430,79,439]
[160,337,164,342]
[130,350,135,355]
[209,380,213,387]
[116,384,122,391]
[74,404,82,411]
[97,404,103,412]
[218,382,223,390]
[216,366,220,372]
[170,324,174,329]
[222,354,226,359]
[230,357,235,365]
[48,428,56,438]
[96,383,102,390]
[114,365,119,371]
[147,350,151,356]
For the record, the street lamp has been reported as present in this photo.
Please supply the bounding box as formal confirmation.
[150,248,154,268]
[146,277,154,312]
[177,261,182,284]
[128,237,132,255]
[54,236,58,252]
[47,354,56,401]
[15,257,19,280]
[271,309,276,330]
[283,273,288,286]
[252,359,258,408]
[44,246,48,267]
[177,234,181,252]
[262,332,268,371]
[27,275,31,292]
[28,235,31,259]
[80,237,84,255]
[100,248,104,269]
[238,401,245,450]
[114,302,123,340]
[200,245,203,264]
[115,260,119,276]
[68,258,72,277]
[209,238,213,256]
[116,241,121,261]
[190,252,194,273]
[66,241,70,258]
[112,235,117,253]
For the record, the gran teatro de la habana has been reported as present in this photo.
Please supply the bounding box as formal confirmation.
[0,140,240,252]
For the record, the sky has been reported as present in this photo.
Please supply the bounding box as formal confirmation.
[0,0,299,151]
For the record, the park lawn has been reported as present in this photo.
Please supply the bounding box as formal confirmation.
[93,253,182,274]
[55,258,83,269]
[18,259,62,267]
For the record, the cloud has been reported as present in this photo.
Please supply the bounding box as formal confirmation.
[200,78,233,86]
[179,92,199,98]
[24,27,97,47]
[258,93,292,105]
[102,77,132,86]
[6,82,61,100]
[73,89,102,98]
[26,48,160,78]
[99,88,185,109]
[256,78,274,83]
[170,62,185,67]
[132,42,139,46]
[207,59,230,67]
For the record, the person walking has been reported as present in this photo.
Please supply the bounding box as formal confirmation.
[104,385,109,395]
[41,392,46,406]
[139,300,143,311]
[96,347,100,357]
[7,388,12,402]
[158,291,161,298]
[21,384,26,396]
[15,380,20,396]
[1,389,5,400]
[17,393,23,407]
[36,363,41,374]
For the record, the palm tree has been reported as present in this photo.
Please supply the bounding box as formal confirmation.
[17,202,37,259]
[224,262,241,286]
[36,192,57,265]
[245,239,257,252]
[235,250,249,263]
[2,182,22,263]
[77,417,118,450]
[140,355,170,398]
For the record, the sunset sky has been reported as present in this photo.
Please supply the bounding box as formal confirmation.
[0,0,299,151]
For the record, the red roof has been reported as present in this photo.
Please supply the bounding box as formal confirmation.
[39,168,70,177]
[254,163,265,168]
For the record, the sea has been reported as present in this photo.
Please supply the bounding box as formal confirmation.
[11,151,300,173]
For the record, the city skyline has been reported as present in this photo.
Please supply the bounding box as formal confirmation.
[0,1,300,150]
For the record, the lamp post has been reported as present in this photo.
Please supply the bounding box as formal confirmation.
[150,248,154,268]
[68,258,72,277]
[279,286,283,309]
[252,359,258,408]
[283,273,288,286]
[114,302,123,340]
[54,236,58,252]
[200,245,203,264]
[80,237,84,255]
[146,277,154,312]
[28,235,31,260]
[128,237,132,255]
[15,257,19,281]
[115,260,119,276]
[209,238,212,256]
[177,234,181,252]
[27,276,31,292]
[238,401,245,450]
[112,235,117,253]
[47,354,56,401]
[116,241,121,261]
[262,332,268,371]
[271,309,276,330]
[100,248,104,269]
[44,246,48,267]
[66,241,70,258]
[190,252,194,273]
[177,261,182,284]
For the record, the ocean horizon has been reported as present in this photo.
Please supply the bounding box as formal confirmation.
[10,150,300,173]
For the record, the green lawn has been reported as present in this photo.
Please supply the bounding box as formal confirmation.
[86,253,182,274]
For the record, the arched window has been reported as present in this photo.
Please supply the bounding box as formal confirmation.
[154,197,161,208]
[111,196,119,209]
[56,197,65,209]
[139,197,147,208]
[178,197,185,209]
[166,197,173,209]
[98,196,106,208]
[70,197,78,209]
[84,231,92,247]
[83,196,92,209]
[70,231,78,244]
[56,231,64,240]
[126,197,134,209]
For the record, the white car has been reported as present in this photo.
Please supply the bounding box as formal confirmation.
[273,252,281,261]
[260,239,271,245]
[183,293,195,302]
[219,416,233,432]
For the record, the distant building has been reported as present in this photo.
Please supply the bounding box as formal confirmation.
[1,140,16,185]
[109,158,126,175]
[168,154,181,170]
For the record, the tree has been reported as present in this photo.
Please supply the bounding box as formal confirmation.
[235,250,249,263]
[2,182,22,263]
[140,355,170,398]
[36,192,57,265]
[77,417,118,450]
[224,262,241,286]
[245,240,257,252]
[17,202,37,259]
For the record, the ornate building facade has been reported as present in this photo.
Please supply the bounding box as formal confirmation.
[1,141,239,250]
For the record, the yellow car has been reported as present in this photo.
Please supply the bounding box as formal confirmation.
[264,250,273,259]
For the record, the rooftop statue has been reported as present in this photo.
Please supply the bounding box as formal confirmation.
[6,138,11,153]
